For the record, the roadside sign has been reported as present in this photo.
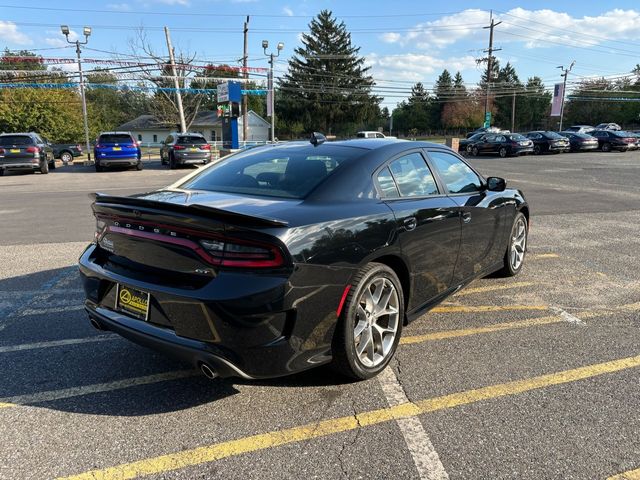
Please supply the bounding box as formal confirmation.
[483,112,492,128]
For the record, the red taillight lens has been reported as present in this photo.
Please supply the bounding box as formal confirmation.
[0,148,4,154]
[95,144,103,149]
[200,238,284,268]
[200,144,211,150]
[95,218,107,241]
[174,145,186,150]
[26,146,40,153]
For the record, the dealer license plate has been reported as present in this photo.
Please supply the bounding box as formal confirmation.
[115,284,150,320]
[112,147,122,151]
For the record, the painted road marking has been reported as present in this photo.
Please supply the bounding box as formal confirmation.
[377,367,449,480]
[529,253,560,259]
[607,467,640,479]
[0,335,117,353]
[431,305,547,313]
[0,370,197,409]
[453,282,536,297]
[57,354,640,480]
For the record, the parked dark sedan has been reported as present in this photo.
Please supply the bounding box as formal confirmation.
[79,138,529,381]
[468,133,533,157]
[458,132,487,152]
[525,131,570,154]
[160,132,212,169]
[559,132,599,152]
[591,130,638,151]
[0,132,54,175]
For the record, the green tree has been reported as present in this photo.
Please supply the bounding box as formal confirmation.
[519,77,551,131]
[278,10,380,135]
[493,62,524,130]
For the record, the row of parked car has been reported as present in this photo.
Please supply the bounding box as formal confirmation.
[459,124,640,158]
[0,130,214,175]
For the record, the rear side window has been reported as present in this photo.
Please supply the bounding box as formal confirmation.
[99,134,134,144]
[177,135,207,145]
[377,167,399,198]
[388,152,438,197]
[0,135,34,146]
[429,151,482,194]
[181,145,365,199]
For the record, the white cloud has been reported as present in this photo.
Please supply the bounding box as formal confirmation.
[0,20,32,46]
[366,53,479,83]
[282,6,294,17]
[106,3,133,11]
[44,29,79,47]
[380,8,640,50]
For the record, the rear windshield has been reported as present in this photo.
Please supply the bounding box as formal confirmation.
[99,134,133,144]
[543,132,564,139]
[177,135,207,145]
[574,133,593,139]
[180,144,366,199]
[0,135,34,146]
[613,131,633,137]
[507,134,526,141]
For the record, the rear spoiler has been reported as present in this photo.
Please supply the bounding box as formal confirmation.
[90,192,289,228]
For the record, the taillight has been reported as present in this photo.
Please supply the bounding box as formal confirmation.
[174,145,186,150]
[200,238,284,268]
[77,144,82,151]
[0,148,4,154]
[95,144,104,149]
[95,218,107,241]
[26,146,40,153]
[200,144,211,150]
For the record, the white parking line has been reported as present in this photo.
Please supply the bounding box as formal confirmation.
[0,370,198,408]
[0,335,117,353]
[377,367,449,480]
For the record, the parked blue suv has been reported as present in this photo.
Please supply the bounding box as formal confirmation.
[94,132,142,172]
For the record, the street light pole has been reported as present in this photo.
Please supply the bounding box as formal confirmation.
[262,40,283,143]
[557,61,575,132]
[61,25,92,164]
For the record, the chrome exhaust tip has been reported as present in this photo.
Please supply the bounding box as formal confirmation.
[200,363,218,380]
[89,318,105,331]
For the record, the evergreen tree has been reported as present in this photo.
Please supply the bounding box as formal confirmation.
[493,62,523,130]
[278,10,380,135]
[520,77,552,130]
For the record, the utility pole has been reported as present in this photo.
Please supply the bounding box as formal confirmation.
[557,61,575,131]
[242,16,249,143]
[262,40,283,143]
[511,90,516,132]
[164,26,186,133]
[482,11,501,127]
[61,25,92,164]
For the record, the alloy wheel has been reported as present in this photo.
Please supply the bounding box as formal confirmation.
[499,147,507,158]
[510,217,527,271]
[353,277,400,368]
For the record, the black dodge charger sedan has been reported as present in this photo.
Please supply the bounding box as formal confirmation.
[79,137,529,380]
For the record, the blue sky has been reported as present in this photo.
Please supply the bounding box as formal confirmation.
[2,1,640,108]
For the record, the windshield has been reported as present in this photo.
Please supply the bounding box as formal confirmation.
[180,144,366,199]
[177,135,207,145]
[613,131,633,137]
[0,135,34,146]
[99,134,134,144]
[507,134,527,141]
[543,132,564,140]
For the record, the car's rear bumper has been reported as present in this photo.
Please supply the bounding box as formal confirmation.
[575,144,599,150]
[78,244,344,378]
[548,145,570,151]
[513,146,533,155]
[0,159,40,170]
[174,152,210,164]
[97,158,140,167]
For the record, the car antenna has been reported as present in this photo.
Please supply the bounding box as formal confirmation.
[309,132,326,146]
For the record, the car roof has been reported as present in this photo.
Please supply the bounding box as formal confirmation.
[325,138,446,150]
[99,131,133,135]
[0,132,35,136]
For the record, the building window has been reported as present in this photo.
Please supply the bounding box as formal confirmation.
[137,134,142,141]
[153,134,157,142]
[211,130,217,141]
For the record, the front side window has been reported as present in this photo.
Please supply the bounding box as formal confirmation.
[388,152,438,197]
[429,150,482,194]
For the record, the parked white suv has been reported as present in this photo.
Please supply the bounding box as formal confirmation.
[356,131,386,139]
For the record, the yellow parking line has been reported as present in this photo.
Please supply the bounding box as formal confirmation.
[529,253,560,259]
[58,354,640,480]
[607,467,640,479]
[431,305,547,313]
[453,282,536,297]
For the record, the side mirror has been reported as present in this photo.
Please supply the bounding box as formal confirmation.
[486,176,506,192]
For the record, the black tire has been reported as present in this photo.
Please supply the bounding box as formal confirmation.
[602,142,611,152]
[533,144,542,155]
[48,156,56,169]
[40,161,49,174]
[0,169,4,176]
[169,153,177,169]
[136,161,143,171]
[60,151,73,163]
[331,262,404,380]
[499,147,507,158]
[471,146,479,157]
[496,212,528,277]
[95,161,103,172]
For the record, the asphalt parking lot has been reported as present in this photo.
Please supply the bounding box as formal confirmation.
[1,150,639,480]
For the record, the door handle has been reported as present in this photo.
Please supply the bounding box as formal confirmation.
[462,212,472,224]
[403,217,417,231]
